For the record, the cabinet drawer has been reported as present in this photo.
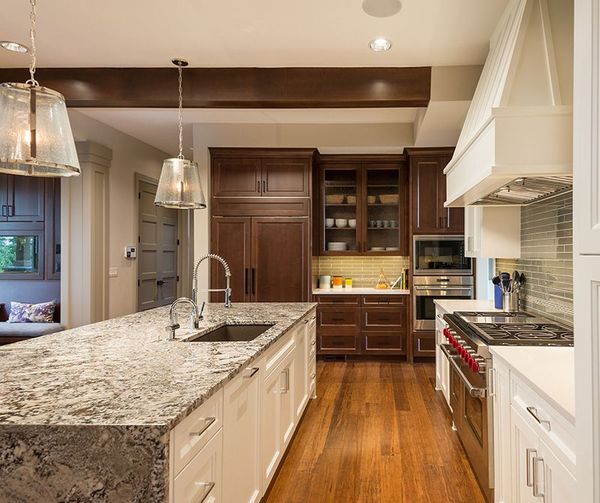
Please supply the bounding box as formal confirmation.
[363,332,404,353]
[363,307,406,329]
[173,428,222,503]
[171,388,224,477]
[315,295,360,305]
[362,295,407,306]
[318,335,359,353]
[317,307,360,334]
[413,332,436,356]
[510,373,575,470]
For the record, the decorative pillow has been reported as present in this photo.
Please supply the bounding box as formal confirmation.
[7,301,56,323]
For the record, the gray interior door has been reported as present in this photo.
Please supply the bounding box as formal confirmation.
[137,179,178,311]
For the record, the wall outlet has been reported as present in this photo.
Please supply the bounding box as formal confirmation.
[108,267,118,278]
[124,246,137,259]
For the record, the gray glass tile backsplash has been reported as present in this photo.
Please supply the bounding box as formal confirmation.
[496,191,573,326]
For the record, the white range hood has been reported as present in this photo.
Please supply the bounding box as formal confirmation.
[444,0,573,207]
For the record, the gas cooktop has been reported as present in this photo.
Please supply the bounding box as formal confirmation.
[453,311,574,346]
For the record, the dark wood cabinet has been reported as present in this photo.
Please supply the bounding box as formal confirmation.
[211,217,252,303]
[316,155,409,256]
[315,294,408,356]
[0,174,45,223]
[210,148,314,199]
[407,148,464,235]
[413,331,436,358]
[210,148,314,303]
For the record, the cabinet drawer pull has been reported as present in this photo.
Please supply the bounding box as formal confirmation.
[243,367,259,379]
[311,372,316,380]
[189,417,216,437]
[276,368,290,394]
[532,457,545,498]
[330,317,346,322]
[526,448,537,487]
[195,481,215,503]
[526,406,551,430]
[1,205,6,217]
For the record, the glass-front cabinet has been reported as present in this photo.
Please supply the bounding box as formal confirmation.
[317,156,407,256]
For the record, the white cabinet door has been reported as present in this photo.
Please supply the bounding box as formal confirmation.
[492,360,511,503]
[261,348,296,489]
[435,307,451,407]
[510,406,540,503]
[294,322,309,419]
[538,437,576,503]
[223,367,261,503]
[172,429,222,503]
[464,206,520,259]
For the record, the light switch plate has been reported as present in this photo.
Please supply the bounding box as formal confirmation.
[108,267,118,277]
[124,246,137,259]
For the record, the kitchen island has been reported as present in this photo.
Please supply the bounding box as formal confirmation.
[0,302,316,502]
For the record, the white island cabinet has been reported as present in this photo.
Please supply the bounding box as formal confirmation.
[169,308,317,503]
[492,348,575,503]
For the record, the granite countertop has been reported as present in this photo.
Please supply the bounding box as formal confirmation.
[433,299,499,313]
[0,302,316,432]
[313,288,410,295]
[490,346,575,424]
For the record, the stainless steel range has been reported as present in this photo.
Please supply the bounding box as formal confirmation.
[440,311,573,502]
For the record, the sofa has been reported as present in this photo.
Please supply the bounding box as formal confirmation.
[0,302,64,346]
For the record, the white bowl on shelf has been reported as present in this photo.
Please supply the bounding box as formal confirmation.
[335,218,348,228]
[348,219,357,228]
[325,218,335,228]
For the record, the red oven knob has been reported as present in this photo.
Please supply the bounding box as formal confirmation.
[472,360,480,373]
[443,328,450,338]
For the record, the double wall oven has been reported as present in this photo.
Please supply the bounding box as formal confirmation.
[413,236,474,332]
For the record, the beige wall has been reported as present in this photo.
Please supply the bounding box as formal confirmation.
[68,111,170,319]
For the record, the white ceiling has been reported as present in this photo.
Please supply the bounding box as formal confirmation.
[76,108,422,155]
[1,0,507,68]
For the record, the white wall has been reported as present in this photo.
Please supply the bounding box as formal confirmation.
[67,110,170,319]
[191,122,415,295]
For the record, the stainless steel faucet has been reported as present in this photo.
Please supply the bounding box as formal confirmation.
[165,297,198,340]
[192,253,232,316]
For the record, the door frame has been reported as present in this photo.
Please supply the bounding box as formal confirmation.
[135,173,193,310]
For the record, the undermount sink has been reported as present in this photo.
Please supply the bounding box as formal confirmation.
[185,324,274,342]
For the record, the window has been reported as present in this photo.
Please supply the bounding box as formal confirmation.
[0,232,44,279]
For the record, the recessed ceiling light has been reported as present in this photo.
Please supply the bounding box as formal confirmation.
[0,40,29,53]
[362,0,402,18]
[369,38,392,52]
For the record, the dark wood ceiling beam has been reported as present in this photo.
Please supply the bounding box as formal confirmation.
[0,67,431,108]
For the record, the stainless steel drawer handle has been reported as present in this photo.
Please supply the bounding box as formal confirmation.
[277,368,290,394]
[190,416,216,437]
[311,372,316,380]
[243,367,259,379]
[526,448,537,487]
[526,406,551,430]
[195,481,215,503]
[532,457,545,498]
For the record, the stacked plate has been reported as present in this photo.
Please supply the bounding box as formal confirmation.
[327,242,348,251]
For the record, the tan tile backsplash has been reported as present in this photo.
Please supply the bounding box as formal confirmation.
[496,191,573,326]
[313,256,410,288]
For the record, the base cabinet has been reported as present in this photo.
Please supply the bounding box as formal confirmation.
[170,309,317,503]
[492,358,576,503]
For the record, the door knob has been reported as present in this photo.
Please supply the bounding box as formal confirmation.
[156,280,165,286]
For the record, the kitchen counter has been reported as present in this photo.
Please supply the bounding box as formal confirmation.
[0,302,316,502]
[313,288,410,295]
[490,346,575,424]
[434,298,499,313]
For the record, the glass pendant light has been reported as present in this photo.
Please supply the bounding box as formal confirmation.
[155,59,206,209]
[0,0,80,177]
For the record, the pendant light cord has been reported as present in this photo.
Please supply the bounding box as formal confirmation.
[26,0,39,87]
[177,63,184,159]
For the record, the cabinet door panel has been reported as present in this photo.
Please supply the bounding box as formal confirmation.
[212,158,261,197]
[411,158,440,233]
[210,217,252,303]
[7,175,45,222]
[251,217,309,302]
[294,324,309,419]
[539,438,576,503]
[223,368,261,503]
[0,174,8,221]
[261,159,310,197]
[510,406,540,503]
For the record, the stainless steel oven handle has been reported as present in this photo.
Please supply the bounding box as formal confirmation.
[440,343,457,359]
[414,286,473,291]
[447,355,486,398]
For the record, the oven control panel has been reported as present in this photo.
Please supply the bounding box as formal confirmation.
[442,327,485,373]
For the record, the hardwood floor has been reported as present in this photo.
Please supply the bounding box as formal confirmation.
[265,360,486,503]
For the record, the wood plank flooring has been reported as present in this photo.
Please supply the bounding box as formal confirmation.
[265,360,486,503]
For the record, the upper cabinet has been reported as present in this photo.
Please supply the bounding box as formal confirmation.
[210,148,313,198]
[407,148,464,235]
[0,175,45,223]
[316,155,408,256]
